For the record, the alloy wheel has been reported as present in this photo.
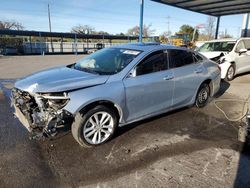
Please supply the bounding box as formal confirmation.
[83,111,114,145]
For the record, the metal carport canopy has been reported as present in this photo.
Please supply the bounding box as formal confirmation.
[142,0,250,40]
[151,0,250,17]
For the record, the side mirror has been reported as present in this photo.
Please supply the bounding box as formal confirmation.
[128,68,137,78]
[239,48,247,55]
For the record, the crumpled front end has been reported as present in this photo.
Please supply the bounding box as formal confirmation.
[11,88,73,139]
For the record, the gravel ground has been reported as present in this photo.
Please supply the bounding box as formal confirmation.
[0,55,249,188]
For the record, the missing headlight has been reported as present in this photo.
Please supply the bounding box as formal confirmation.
[38,92,70,110]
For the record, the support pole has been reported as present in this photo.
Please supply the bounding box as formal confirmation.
[87,37,89,49]
[215,16,220,39]
[60,37,63,54]
[244,13,250,37]
[139,0,144,43]
[74,33,77,55]
[29,36,32,54]
[109,39,112,47]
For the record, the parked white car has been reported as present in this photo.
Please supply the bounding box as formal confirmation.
[197,38,250,81]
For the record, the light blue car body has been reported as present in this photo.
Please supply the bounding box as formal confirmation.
[15,43,221,126]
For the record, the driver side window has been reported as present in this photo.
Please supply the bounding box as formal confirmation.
[236,41,245,52]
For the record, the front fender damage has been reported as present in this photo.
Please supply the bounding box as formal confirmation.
[11,88,73,139]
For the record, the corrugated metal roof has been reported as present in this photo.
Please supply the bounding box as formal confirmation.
[152,0,250,16]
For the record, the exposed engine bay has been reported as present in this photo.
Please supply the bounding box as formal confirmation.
[11,88,73,139]
[209,52,227,63]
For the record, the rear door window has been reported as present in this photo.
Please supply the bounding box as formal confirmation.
[168,49,194,68]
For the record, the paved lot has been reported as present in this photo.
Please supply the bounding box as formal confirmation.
[0,55,250,188]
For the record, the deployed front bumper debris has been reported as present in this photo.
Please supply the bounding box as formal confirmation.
[11,88,73,139]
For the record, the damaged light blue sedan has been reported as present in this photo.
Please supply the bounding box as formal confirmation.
[11,43,221,147]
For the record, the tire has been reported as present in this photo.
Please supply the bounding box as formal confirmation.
[71,105,118,147]
[225,65,235,82]
[195,83,210,108]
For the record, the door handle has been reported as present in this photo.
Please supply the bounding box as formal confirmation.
[195,68,203,73]
[163,75,174,80]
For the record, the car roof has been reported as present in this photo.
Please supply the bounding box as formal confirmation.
[204,38,237,43]
[111,42,187,52]
[202,38,250,43]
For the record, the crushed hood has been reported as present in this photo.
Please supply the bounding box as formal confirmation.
[200,52,226,59]
[15,66,109,93]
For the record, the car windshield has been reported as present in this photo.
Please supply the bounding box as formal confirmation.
[198,41,236,52]
[74,48,141,75]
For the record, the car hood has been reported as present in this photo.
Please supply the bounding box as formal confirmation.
[200,51,227,59]
[15,66,110,93]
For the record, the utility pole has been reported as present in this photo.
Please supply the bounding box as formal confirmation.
[48,4,54,53]
[192,27,197,42]
[166,16,171,36]
[48,4,52,33]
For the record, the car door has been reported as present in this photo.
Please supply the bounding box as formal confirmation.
[123,50,174,122]
[234,39,250,74]
[168,49,205,108]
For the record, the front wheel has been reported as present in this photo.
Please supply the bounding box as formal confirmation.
[225,65,235,81]
[195,83,210,108]
[71,105,118,147]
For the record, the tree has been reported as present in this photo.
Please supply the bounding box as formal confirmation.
[71,25,95,34]
[127,24,155,37]
[118,32,125,36]
[0,20,24,53]
[162,31,172,37]
[158,31,170,44]
[178,24,199,41]
[0,20,24,30]
[219,29,233,39]
[159,35,168,44]
[96,31,109,35]
[204,16,216,40]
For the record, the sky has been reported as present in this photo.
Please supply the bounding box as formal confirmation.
[0,0,245,37]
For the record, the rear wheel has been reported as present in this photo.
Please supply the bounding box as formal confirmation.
[195,83,210,108]
[225,65,235,81]
[71,105,118,147]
